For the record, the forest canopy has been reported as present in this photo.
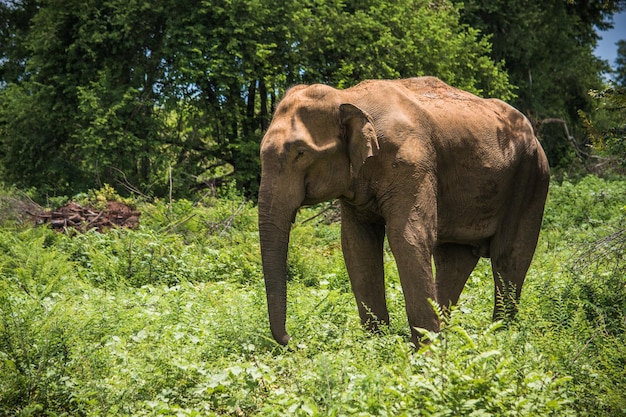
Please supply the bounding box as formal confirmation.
[0,0,625,199]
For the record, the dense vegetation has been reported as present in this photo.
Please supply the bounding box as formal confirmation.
[1,0,625,199]
[0,0,513,198]
[0,176,625,416]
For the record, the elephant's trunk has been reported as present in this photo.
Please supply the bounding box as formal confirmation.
[258,187,296,346]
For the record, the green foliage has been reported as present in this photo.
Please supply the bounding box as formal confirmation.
[542,175,626,231]
[0,0,511,199]
[2,0,624,194]
[1,175,625,415]
[524,175,626,415]
[617,39,626,86]
[453,0,625,170]
[290,0,512,98]
[580,86,626,169]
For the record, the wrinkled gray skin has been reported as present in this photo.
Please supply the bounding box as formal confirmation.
[258,77,550,347]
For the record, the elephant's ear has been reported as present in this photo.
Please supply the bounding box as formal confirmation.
[339,103,380,176]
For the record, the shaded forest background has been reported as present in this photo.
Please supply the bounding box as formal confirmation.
[1,0,625,199]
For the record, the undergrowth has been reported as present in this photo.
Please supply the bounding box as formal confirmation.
[0,175,625,416]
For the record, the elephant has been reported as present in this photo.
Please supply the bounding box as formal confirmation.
[258,76,550,347]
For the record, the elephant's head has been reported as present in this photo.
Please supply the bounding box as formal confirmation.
[258,84,379,345]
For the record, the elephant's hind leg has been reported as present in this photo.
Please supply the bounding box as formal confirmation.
[490,234,539,322]
[491,160,549,321]
[434,243,480,314]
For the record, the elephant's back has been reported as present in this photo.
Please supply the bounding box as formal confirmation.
[396,77,481,102]
[348,77,541,170]
[396,78,537,158]
[395,77,513,118]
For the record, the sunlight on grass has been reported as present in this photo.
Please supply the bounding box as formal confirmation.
[1,176,625,415]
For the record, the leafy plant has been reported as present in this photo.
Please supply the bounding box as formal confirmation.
[0,175,625,415]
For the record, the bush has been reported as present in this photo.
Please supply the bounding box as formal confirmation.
[542,175,626,232]
[0,175,625,416]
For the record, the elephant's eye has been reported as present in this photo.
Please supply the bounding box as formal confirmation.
[295,149,306,161]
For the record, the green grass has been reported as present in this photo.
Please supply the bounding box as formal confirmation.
[1,176,625,416]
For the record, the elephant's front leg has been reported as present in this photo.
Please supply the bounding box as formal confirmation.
[340,203,389,332]
[386,207,439,346]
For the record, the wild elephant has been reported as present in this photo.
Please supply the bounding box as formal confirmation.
[258,77,550,347]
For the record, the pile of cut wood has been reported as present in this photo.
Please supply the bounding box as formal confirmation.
[32,201,140,232]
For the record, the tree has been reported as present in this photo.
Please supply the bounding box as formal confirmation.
[615,39,626,86]
[291,0,512,97]
[580,40,626,170]
[0,0,513,199]
[0,0,172,195]
[157,0,513,197]
[452,0,626,169]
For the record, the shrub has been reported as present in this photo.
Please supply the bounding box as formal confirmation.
[0,175,625,416]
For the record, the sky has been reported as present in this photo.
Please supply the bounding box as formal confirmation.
[594,11,626,68]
